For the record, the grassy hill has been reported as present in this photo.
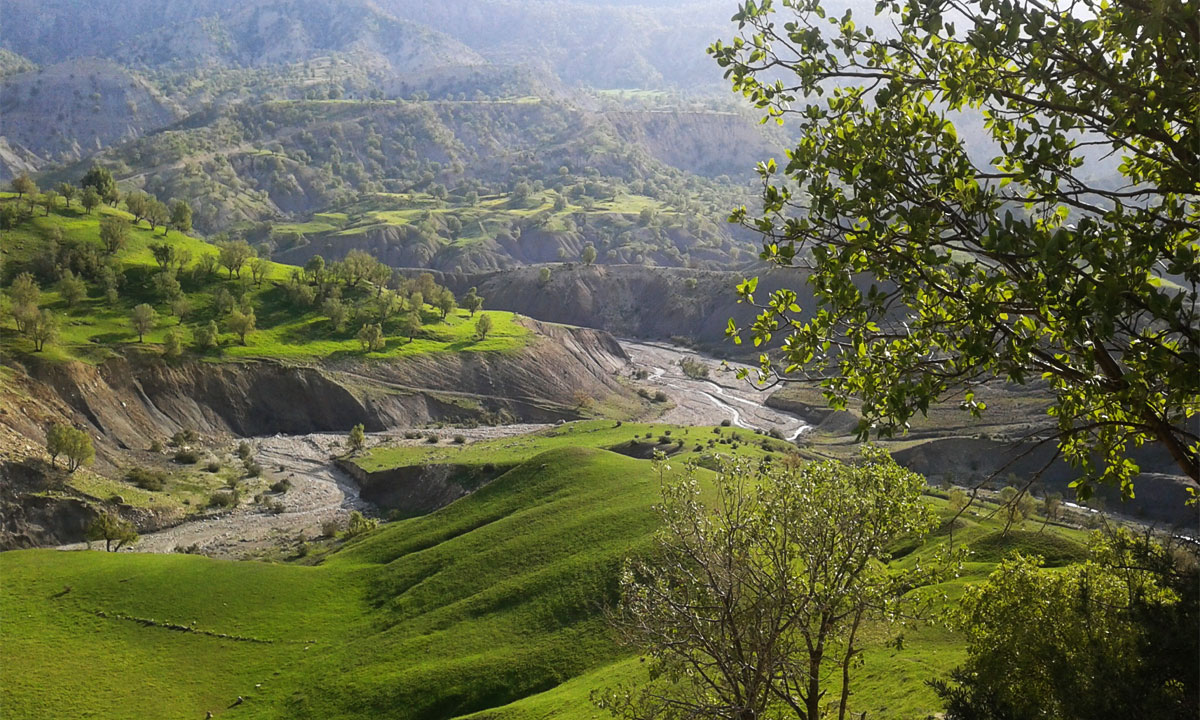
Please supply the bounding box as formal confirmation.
[0,195,531,364]
[1,434,1090,720]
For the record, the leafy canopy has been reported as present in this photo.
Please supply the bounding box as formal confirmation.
[711,0,1199,496]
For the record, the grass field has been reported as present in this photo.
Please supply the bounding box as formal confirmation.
[1,433,1091,720]
[0,195,531,363]
[352,419,798,473]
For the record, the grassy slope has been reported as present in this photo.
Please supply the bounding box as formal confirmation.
[0,195,531,363]
[1,438,1089,720]
[353,419,798,473]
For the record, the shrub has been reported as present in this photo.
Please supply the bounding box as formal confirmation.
[205,461,220,473]
[149,439,163,453]
[345,511,378,538]
[208,490,238,508]
[125,467,166,491]
[271,478,292,493]
[296,541,310,558]
[679,357,710,380]
[403,430,422,439]
[453,435,466,444]
[243,460,262,477]
[720,419,732,427]
[768,427,785,440]
[321,519,340,538]
[653,390,668,403]
[236,442,252,460]
[425,433,439,444]
[174,449,199,464]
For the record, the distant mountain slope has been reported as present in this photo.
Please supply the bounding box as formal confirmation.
[0,59,182,177]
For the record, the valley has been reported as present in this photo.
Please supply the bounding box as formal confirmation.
[2,0,1196,719]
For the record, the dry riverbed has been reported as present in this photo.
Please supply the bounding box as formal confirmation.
[60,340,806,558]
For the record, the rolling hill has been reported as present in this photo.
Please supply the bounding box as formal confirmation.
[0,440,1092,719]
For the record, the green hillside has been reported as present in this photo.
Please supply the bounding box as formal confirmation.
[1,441,1089,720]
[0,195,530,364]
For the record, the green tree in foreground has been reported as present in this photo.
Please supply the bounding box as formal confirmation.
[347,423,365,453]
[598,448,940,720]
[130,304,157,342]
[474,313,493,341]
[712,0,1200,494]
[932,530,1198,719]
[46,423,93,472]
[86,512,139,552]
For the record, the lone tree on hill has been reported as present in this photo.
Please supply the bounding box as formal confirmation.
[712,0,1200,494]
[581,244,597,265]
[598,448,940,720]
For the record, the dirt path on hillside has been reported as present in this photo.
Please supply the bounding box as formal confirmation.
[621,340,808,440]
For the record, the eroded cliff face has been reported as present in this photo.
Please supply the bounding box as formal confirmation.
[0,320,631,547]
[6,319,629,453]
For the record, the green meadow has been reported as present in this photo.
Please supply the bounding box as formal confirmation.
[1,431,1090,720]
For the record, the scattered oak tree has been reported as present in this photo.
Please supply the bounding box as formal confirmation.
[28,309,58,352]
[357,322,385,352]
[99,216,129,254]
[711,0,1200,495]
[86,512,139,552]
[474,313,493,341]
[227,308,256,345]
[130,303,157,342]
[46,423,94,472]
